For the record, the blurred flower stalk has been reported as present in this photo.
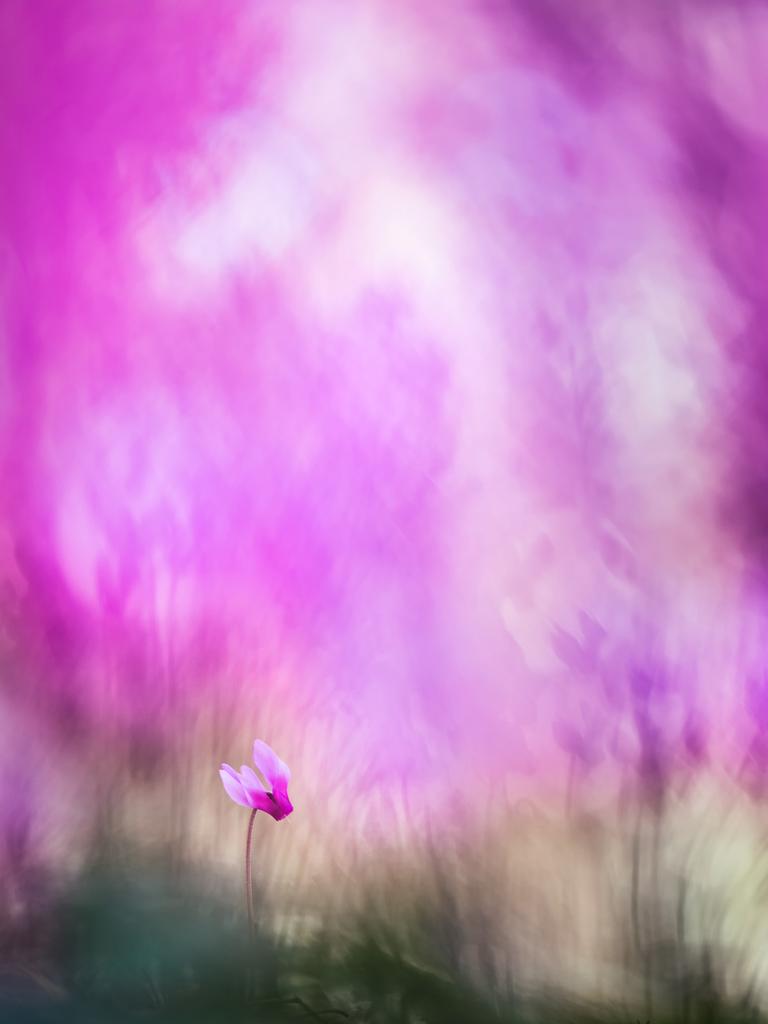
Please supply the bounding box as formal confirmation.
[220,739,293,933]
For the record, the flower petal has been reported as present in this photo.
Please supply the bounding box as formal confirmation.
[252,739,291,790]
[240,765,266,793]
[239,764,275,813]
[272,790,294,820]
[219,764,250,807]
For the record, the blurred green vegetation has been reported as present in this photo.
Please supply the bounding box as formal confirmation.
[0,855,763,1024]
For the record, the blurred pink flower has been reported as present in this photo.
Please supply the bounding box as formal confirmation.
[219,739,293,821]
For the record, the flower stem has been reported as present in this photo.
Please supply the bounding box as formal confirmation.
[245,808,257,937]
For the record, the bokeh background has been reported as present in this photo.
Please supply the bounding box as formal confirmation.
[3,0,768,1019]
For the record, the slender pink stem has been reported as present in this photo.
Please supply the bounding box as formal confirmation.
[245,807,257,937]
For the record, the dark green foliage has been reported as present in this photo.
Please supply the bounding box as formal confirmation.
[0,859,764,1024]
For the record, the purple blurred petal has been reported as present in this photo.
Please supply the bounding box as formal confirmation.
[578,611,606,654]
[551,626,593,674]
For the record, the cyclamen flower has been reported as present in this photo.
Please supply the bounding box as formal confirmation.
[220,739,293,821]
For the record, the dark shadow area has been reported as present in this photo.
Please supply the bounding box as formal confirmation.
[0,852,764,1024]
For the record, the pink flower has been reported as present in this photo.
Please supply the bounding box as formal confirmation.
[219,739,293,821]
